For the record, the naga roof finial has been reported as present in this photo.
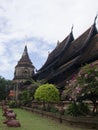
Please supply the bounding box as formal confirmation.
[94,13,98,24]
[71,24,74,33]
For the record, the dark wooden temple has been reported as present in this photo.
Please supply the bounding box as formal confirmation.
[33,19,98,90]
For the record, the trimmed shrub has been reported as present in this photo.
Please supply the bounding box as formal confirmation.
[34,83,60,102]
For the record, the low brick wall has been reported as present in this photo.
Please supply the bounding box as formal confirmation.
[21,106,98,129]
[31,101,69,111]
[31,100,98,112]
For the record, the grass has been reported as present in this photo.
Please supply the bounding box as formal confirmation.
[0,108,91,130]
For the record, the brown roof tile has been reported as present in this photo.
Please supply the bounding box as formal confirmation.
[39,31,74,71]
[58,24,97,66]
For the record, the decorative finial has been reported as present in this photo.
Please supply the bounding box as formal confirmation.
[57,40,60,46]
[94,13,98,24]
[22,45,27,56]
[48,51,50,55]
[71,24,74,33]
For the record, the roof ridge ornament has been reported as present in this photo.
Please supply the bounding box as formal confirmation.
[22,45,28,56]
[94,13,98,24]
[71,24,74,33]
[57,40,60,46]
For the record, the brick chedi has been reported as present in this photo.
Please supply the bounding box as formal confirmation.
[13,45,35,83]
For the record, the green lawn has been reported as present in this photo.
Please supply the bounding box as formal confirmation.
[0,108,91,130]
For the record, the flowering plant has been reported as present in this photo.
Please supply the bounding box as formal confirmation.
[64,63,98,113]
[77,64,98,95]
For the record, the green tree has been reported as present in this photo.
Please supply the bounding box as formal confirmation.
[23,79,45,100]
[19,90,33,106]
[64,63,98,114]
[34,83,60,110]
[34,83,60,102]
[0,76,12,101]
[76,64,98,113]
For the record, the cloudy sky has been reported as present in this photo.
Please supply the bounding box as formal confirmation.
[0,0,98,80]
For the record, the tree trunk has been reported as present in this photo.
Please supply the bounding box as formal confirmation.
[43,101,46,111]
[92,100,97,114]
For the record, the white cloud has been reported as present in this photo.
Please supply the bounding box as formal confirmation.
[0,0,98,79]
[0,43,6,55]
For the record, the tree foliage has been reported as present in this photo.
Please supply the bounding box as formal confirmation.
[34,83,60,102]
[67,102,90,116]
[0,76,12,101]
[19,90,33,106]
[64,63,98,113]
[22,79,45,100]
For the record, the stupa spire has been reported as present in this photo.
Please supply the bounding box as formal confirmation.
[22,45,28,57]
[13,45,35,81]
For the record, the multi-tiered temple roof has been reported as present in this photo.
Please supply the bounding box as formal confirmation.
[33,18,98,90]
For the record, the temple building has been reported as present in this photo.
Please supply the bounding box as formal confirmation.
[13,45,35,83]
[33,18,98,91]
[13,17,98,94]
